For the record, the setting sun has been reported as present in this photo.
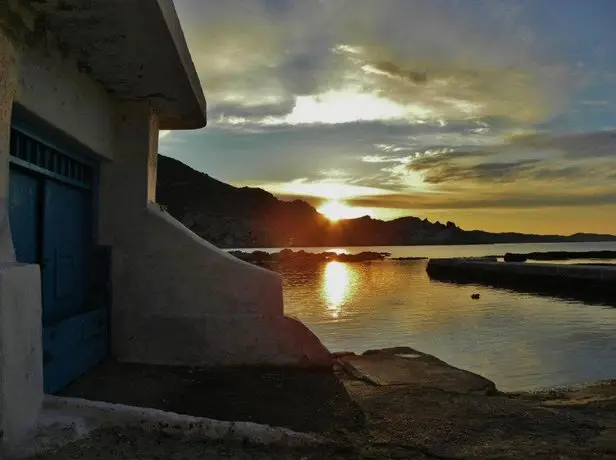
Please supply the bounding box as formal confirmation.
[318,200,371,222]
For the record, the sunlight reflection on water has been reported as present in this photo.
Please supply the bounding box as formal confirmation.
[322,261,357,318]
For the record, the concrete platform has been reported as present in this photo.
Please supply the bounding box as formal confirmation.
[428,258,616,281]
[338,347,496,395]
[427,258,616,304]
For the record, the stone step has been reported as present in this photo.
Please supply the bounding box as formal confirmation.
[338,347,497,395]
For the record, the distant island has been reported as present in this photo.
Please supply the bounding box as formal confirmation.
[157,155,616,249]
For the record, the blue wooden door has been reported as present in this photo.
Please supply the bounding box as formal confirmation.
[41,179,107,394]
[9,126,108,394]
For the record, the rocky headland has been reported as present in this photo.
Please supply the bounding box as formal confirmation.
[156,155,616,249]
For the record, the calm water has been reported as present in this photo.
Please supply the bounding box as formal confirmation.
[235,242,616,391]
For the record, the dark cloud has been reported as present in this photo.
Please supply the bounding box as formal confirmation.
[510,130,616,158]
[403,148,542,184]
[372,61,429,84]
[211,101,296,119]
[400,132,616,186]
[529,165,586,180]
[420,160,542,184]
[406,150,495,171]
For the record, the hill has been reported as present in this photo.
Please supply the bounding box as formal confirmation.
[156,155,616,248]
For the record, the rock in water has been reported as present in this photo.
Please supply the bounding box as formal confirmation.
[504,252,528,262]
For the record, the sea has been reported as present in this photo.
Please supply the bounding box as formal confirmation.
[230,241,616,392]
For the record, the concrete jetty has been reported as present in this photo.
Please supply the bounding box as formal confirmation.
[426,258,616,302]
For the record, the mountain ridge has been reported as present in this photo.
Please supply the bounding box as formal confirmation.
[156,155,616,248]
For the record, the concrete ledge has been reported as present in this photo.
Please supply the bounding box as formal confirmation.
[428,258,616,280]
[10,396,328,458]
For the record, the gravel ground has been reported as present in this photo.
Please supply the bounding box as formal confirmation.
[28,427,360,460]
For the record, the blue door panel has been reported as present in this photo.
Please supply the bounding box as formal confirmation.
[42,180,90,325]
[42,309,107,393]
[42,309,107,358]
[43,333,107,395]
[8,168,40,264]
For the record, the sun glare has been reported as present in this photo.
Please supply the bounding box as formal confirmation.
[318,200,369,222]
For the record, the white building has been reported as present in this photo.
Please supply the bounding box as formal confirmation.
[0,0,329,452]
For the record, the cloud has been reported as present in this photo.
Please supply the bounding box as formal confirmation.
[348,188,616,211]
[176,1,294,113]
[254,178,395,200]
[319,169,349,179]
[177,0,574,130]
[361,155,409,164]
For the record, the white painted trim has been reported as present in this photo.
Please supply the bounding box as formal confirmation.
[11,396,327,458]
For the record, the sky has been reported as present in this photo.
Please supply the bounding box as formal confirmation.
[160,0,616,235]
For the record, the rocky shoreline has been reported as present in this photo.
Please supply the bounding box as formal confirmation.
[231,248,616,266]
[229,248,427,264]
